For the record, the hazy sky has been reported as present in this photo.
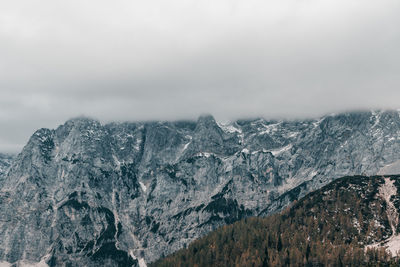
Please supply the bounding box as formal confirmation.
[1,0,400,152]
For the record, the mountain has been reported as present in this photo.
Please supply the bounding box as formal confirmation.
[0,110,400,266]
[0,153,14,184]
[152,175,400,267]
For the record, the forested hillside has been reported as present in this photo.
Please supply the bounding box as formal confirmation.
[152,175,400,266]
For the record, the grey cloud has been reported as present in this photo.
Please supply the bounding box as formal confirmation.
[0,0,400,152]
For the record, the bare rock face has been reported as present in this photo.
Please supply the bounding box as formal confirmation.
[0,111,400,266]
[0,153,14,186]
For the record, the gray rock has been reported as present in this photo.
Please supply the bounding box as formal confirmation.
[0,153,14,186]
[0,110,400,266]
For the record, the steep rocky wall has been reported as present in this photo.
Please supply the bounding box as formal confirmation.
[0,110,399,266]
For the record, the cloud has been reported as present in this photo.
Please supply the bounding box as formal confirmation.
[0,0,400,151]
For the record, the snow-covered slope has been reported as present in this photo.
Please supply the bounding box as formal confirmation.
[0,110,400,266]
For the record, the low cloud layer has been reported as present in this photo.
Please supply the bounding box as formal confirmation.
[1,0,400,152]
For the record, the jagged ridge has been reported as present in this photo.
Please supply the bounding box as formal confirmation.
[0,110,399,266]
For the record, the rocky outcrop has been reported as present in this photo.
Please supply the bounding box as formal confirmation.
[0,153,14,185]
[0,111,400,266]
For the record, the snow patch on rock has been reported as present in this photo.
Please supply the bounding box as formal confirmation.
[138,258,147,267]
[216,121,242,134]
[270,144,292,156]
[259,122,281,135]
[366,177,400,256]
[0,254,51,267]
[129,251,147,267]
[139,182,147,192]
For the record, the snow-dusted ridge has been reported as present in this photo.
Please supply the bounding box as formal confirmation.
[1,110,400,265]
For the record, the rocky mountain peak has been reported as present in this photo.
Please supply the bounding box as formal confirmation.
[195,114,217,128]
[63,116,101,128]
[55,117,102,141]
[0,110,400,266]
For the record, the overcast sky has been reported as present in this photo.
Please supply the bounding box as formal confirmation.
[1,0,400,152]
